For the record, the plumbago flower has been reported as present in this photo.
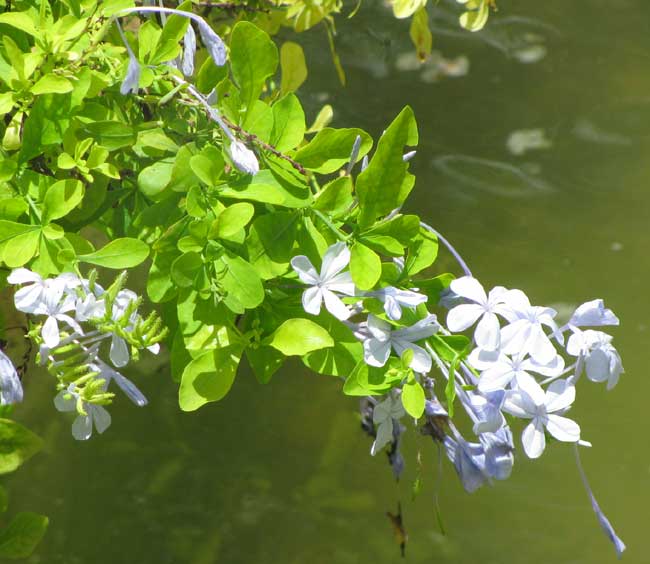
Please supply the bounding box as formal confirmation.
[370,394,405,456]
[362,314,439,373]
[54,384,111,441]
[446,276,510,350]
[291,242,356,320]
[364,286,427,321]
[0,350,22,405]
[503,378,580,459]
[9,268,164,440]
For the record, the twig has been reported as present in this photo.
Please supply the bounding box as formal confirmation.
[195,1,271,12]
[221,116,307,176]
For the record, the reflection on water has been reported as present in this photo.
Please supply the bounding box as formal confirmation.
[8,0,650,562]
[432,154,553,197]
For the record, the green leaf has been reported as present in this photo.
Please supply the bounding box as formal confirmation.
[306,104,333,134]
[280,41,307,94]
[313,176,354,217]
[294,128,372,174]
[246,346,285,384]
[2,229,39,268]
[0,12,38,36]
[30,74,73,95]
[392,0,426,19]
[218,253,265,313]
[190,146,224,186]
[409,6,433,62]
[302,317,363,377]
[459,0,490,32]
[210,202,254,239]
[81,121,136,151]
[356,106,418,228]
[402,378,425,418]
[343,358,404,396]
[179,346,243,411]
[230,22,278,111]
[246,211,298,279]
[137,160,174,201]
[268,318,334,356]
[42,179,84,223]
[171,252,203,288]
[0,512,48,559]
[78,238,149,268]
[350,242,381,290]
[0,419,43,475]
[360,234,404,257]
[405,228,438,275]
[271,94,305,152]
[220,169,311,208]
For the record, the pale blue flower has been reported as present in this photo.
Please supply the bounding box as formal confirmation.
[0,350,22,405]
[54,385,111,441]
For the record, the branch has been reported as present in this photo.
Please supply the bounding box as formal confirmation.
[220,116,308,176]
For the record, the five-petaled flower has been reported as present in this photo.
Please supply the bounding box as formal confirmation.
[362,314,439,373]
[503,377,580,459]
[446,276,510,351]
[291,242,356,320]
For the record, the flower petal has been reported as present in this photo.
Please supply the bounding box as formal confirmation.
[544,379,576,413]
[8,268,41,285]
[0,350,22,405]
[474,312,501,350]
[110,336,130,368]
[521,419,546,458]
[72,414,93,441]
[371,419,394,455]
[546,414,580,442]
[322,289,351,320]
[447,303,484,332]
[478,362,515,393]
[394,341,431,373]
[41,316,60,349]
[320,242,350,281]
[291,255,319,285]
[449,276,487,305]
[53,389,76,412]
[301,286,323,316]
[326,271,356,296]
[363,338,391,367]
[91,405,112,434]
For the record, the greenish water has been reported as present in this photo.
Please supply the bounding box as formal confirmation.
[8,1,650,562]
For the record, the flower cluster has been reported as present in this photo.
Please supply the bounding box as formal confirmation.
[291,243,625,558]
[8,269,165,441]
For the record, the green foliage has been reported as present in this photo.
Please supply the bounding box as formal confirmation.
[0,419,42,475]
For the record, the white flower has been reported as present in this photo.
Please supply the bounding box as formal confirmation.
[469,348,565,393]
[120,53,141,95]
[366,286,427,321]
[92,359,148,407]
[181,23,196,76]
[569,299,619,328]
[466,389,506,434]
[291,242,356,320]
[567,330,623,390]
[31,283,83,349]
[362,314,439,373]
[9,269,81,313]
[446,276,510,351]
[227,140,259,175]
[371,395,405,456]
[499,289,560,364]
[503,378,580,459]
[0,350,22,405]
[109,289,139,367]
[196,19,227,66]
[75,293,106,322]
[54,385,111,441]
